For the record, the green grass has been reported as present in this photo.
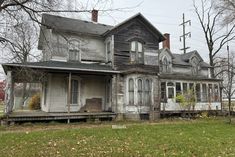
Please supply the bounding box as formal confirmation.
[0,118,235,157]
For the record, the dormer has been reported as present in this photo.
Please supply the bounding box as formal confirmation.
[159,48,173,73]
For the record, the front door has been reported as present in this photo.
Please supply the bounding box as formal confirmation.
[167,86,175,110]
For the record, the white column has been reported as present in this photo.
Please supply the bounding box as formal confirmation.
[4,71,14,114]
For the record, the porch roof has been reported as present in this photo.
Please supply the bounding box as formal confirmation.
[159,73,222,82]
[2,61,119,74]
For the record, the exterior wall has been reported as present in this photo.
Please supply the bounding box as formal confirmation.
[123,74,158,114]
[80,76,106,110]
[41,73,108,113]
[160,79,221,111]
[41,30,106,62]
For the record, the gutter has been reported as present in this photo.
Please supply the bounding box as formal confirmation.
[2,63,120,74]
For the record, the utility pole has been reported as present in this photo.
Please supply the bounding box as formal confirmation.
[179,13,191,54]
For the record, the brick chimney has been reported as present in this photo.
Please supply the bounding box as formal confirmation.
[91,9,98,22]
[162,33,170,49]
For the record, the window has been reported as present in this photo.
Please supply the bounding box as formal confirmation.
[43,82,47,106]
[68,40,80,61]
[208,84,213,102]
[144,79,151,105]
[196,83,201,102]
[183,83,188,94]
[128,78,134,105]
[130,41,144,63]
[161,82,167,103]
[162,56,170,73]
[137,79,143,105]
[176,82,181,103]
[202,84,207,102]
[168,87,174,99]
[106,41,111,62]
[71,80,79,104]
[214,84,219,102]
[191,56,199,75]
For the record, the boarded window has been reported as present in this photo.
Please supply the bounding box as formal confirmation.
[71,80,78,104]
[196,83,201,102]
[128,78,134,105]
[161,82,167,103]
[137,79,143,105]
[144,79,151,106]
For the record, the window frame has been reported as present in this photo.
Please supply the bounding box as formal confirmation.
[128,78,134,105]
[130,41,144,64]
[68,39,81,62]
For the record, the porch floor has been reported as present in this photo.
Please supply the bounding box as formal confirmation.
[2,110,116,122]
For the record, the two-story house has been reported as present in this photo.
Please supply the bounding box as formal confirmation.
[2,11,222,121]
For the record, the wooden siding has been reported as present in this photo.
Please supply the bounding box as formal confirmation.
[113,19,160,67]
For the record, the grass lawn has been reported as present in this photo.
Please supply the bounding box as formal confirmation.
[0,118,235,157]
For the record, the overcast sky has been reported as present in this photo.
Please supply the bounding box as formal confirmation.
[79,0,235,62]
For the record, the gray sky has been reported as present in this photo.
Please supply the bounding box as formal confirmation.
[80,0,235,62]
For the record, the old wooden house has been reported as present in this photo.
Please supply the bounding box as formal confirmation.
[2,11,222,122]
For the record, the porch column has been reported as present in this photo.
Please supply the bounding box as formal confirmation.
[149,75,160,121]
[4,71,14,114]
[67,72,72,123]
[112,74,124,120]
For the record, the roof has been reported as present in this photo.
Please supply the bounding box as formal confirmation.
[41,14,113,36]
[171,50,211,68]
[159,73,222,82]
[103,13,165,41]
[2,61,119,74]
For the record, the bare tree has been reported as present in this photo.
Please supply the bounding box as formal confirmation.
[216,0,235,24]
[215,51,235,123]
[193,0,235,78]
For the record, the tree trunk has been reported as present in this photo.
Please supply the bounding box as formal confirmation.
[228,96,232,124]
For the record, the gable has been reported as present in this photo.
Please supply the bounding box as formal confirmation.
[104,13,165,42]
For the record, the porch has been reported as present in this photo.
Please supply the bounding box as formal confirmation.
[1,110,116,123]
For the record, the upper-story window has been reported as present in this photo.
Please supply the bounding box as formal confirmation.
[162,56,170,73]
[130,41,144,64]
[68,39,80,61]
[106,41,111,62]
[191,56,199,75]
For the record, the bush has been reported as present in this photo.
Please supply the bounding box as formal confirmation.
[28,93,41,110]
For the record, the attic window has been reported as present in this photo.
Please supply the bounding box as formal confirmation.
[191,56,199,75]
[68,39,80,61]
[162,56,170,73]
[130,41,144,64]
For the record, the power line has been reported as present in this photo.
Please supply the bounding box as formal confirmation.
[179,13,191,54]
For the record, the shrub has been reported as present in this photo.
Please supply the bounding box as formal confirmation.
[28,93,41,110]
